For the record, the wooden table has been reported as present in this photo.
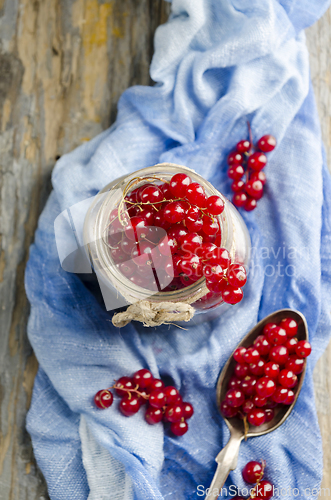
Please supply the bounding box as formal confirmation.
[0,2,329,498]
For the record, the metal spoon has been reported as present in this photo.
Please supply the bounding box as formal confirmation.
[206,309,308,500]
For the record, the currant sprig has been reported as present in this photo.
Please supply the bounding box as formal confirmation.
[94,369,194,437]
[227,125,277,211]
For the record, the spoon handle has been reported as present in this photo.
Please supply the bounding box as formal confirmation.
[205,432,242,499]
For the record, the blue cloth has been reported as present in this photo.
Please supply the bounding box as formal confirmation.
[25,0,331,499]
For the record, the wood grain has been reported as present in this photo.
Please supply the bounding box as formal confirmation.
[0,1,170,498]
[0,2,330,498]
[306,11,331,494]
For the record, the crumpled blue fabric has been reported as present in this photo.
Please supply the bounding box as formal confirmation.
[25,0,331,499]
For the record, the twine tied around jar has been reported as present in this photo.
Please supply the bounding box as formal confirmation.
[111,300,195,328]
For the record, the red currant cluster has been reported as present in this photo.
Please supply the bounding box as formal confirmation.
[228,133,276,211]
[94,369,194,436]
[221,317,311,427]
[233,460,274,500]
[107,173,247,305]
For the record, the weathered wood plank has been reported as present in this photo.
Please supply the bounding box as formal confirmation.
[0,1,170,498]
[306,12,331,494]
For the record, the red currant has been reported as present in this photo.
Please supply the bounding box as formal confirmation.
[149,389,167,408]
[235,363,250,379]
[209,247,231,268]
[241,375,257,396]
[257,135,277,152]
[228,164,245,180]
[247,408,266,426]
[242,461,263,483]
[236,140,251,153]
[272,387,288,404]
[242,399,255,414]
[249,359,266,376]
[145,406,163,424]
[232,180,245,192]
[171,420,188,436]
[140,185,163,204]
[245,179,264,200]
[227,264,247,287]
[202,215,219,235]
[228,376,242,389]
[264,362,280,379]
[206,196,225,215]
[119,395,141,416]
[233,191,248,207]
[225,389,245,408]
[94,389,113,409]
[164,386,181,405]
[163,201,187,224]
[253,395,267,407]
[227,151,244,166]
[250,170,266,185]
[269,345,289,365]
[114,377,135,397]
[233,347,247,363]
[280,317,298,338]
[243,347,260,364]
[179,233,203,254]
[133,369,154,389]
[284,389,295,405]
[267,326,287,346]
[185,182,207,207]
[265,408,275,422]
[244,197,258,211]
[247,152,267,171]
[285,355,304,374]
[182,402,194,420]
[254,335,271,356]
[286,337,298,354]
[278,369,297,389]
[253,480,274,499]
[295,340,311,358]
[164,403,184,422]
[179,255,203,279]
[220,400,238,418]
[169,173,191,198]
[256,377,276,398]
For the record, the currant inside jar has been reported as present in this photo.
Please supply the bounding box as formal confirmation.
[84,163,251,322]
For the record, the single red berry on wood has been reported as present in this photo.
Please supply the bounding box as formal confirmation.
[242,461,263,484]
[169,173,191,198]
[257,135,277,152]
[171,420,188,436]
[256,377,276,398]
[233,191,248,208]
[220,400,238,418]
[222,285,243,304]
[164,403,184,422]
[247,408,266,426]
[94,389,113,409]
[228,164,245,180]
[145,406,163,424]
[225,388,245,408]
[182,402,194,420]
[295,340,311,358]
[248,152,267,171]
[119,395,141,416]
[133,369,154,389]
[185,182,207,207]
[227,263,247,288]
[245,179,264,200]
[149,389,167,408]
[280,317,298,338]
[206,195,225,215]
[234,347,247,364]
[243,347,260,364]
[254,335,271,356]
[228,151,244,166]
[114,376,135,397]
[278,369,297,388]
[236,140,251,153]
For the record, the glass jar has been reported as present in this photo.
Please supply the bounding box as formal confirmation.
[83,163,251,326]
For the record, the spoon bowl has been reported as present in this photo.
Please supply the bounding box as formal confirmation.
[206,309,308,499]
